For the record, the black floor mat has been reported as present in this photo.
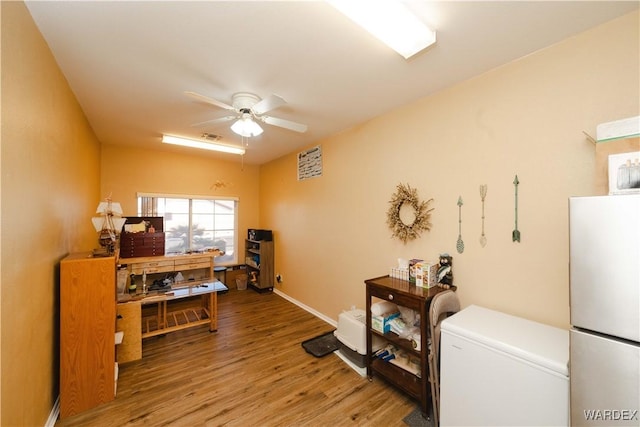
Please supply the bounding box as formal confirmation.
[301,331,339,357]
[403,407,434,427]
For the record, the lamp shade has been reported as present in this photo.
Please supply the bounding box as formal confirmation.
[231,115,263,137]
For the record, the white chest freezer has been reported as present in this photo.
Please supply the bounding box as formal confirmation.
[439,305,569,427]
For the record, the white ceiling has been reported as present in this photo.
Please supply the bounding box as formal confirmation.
[25,1,638,165]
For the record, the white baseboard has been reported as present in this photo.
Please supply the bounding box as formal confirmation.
[273,289,337,328]
[272,289,366,378]
[45,396,60,427]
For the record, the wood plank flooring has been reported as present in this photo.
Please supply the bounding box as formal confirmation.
[56,289,418,426]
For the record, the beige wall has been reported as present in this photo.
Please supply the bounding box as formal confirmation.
[261,11,640,329]
[100,144,260,263]
[1,3,638,425]
[1,2,102,426]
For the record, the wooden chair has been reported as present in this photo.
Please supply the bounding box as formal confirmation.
[428,290,460,426]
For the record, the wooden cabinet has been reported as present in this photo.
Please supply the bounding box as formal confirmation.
[365,275,452,417]
[60,253,116,418]
[245,238,274,291]
[119,231,165,258]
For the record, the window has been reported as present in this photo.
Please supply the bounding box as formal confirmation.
[137,193,238,265]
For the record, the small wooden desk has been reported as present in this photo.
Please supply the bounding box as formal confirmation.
[140,281,227,338]
[116,281,227,363]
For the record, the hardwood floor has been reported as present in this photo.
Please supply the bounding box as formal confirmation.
[56,289,418,426]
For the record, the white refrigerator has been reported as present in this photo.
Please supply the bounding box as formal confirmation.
[569,194,640,426]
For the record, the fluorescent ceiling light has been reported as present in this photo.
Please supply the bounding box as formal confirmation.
[230,113,264,138]
[162,134,245,155]
[327,0,436,59]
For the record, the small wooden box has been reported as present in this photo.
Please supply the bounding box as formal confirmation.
[119,232,165,258]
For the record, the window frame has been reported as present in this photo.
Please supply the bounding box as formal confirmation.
[137,192,239,266]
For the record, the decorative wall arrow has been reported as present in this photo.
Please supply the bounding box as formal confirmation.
[479,184,487,247]
[512,175,521,242]
[456,196,465,253]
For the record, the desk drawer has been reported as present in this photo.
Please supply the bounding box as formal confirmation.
[121,248,164,258]
[174,257,211,271]
[130,260,175,275]
[367,285,421,311]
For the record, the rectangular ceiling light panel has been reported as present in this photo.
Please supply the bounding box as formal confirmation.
[162,134,245,155]
[327,0,436,59]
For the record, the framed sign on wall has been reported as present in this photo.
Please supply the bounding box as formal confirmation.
[298,145,322,181]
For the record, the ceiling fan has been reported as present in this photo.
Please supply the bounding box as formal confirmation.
[186,91,308,137]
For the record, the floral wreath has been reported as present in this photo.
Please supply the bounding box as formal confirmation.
[386,183,434,243]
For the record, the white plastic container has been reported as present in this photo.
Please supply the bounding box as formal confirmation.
[334,309,383,368]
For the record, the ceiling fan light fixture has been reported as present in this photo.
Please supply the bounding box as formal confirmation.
[161,134,245,155]
[327,0,436,59]
[231,115,264,138]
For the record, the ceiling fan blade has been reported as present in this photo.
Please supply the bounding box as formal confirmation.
[261,116,308,133]
[185,91,234,111]
[191,115,236,127]
[252,94,286,115]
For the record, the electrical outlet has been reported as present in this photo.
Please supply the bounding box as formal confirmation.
[276,274,282,283]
